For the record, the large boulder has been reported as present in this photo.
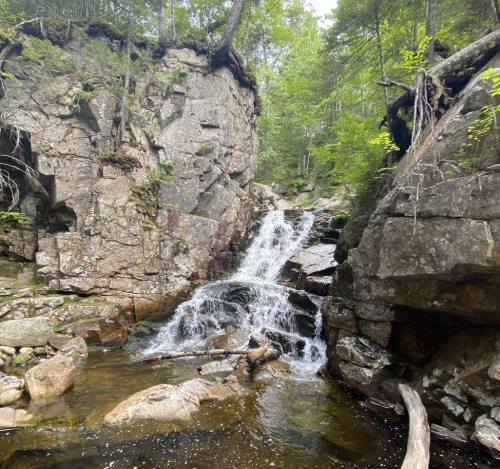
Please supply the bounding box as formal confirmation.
[0,317,53,347]
[104,378,239,425]
[25,355,76,404]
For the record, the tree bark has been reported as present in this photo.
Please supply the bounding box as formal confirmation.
[212,0,245,64]
[425,0,437,65]
[399,384,430,469]
[158,1,167,52]
[171,0,176,42]
[493,0,500,25]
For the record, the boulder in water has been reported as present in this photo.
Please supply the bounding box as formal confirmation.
[104,378,239,425]
[25,355,76,404]
[287,292,318,315]
[204,282,253,305]
[0,317,53,347]
[0,407,35,429]
[262,327,306,357]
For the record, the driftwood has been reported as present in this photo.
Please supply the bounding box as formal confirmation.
[399,383,430,469]
[135,345,271,366]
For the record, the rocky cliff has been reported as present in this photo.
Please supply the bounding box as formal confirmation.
[323,53,500,456]
[0,25,257,322]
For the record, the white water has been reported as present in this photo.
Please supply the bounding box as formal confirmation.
[145,210,326,376]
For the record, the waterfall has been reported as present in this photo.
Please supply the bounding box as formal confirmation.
[145,210,326,375]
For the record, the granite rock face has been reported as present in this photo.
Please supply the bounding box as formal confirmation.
[0,41,257,322]
[322,55,500,456]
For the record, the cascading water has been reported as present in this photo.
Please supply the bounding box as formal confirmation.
[145,210,326,375]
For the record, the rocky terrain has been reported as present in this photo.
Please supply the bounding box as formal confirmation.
[322,52,500,458]
[0,24,258,323]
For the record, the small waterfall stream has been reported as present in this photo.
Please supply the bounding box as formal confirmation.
[145,210,326,375]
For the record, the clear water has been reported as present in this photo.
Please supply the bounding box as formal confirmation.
[0,211,490,468]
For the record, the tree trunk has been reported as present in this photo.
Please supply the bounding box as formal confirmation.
[171,0,176,42]
[158,1,167,52]
[399,384,430,469]
[425,0,437,65]
[493,0,500,25]
[375,14,392,132]
[212,0,245,64]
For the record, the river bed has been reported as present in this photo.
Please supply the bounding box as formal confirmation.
[0,348,486,469]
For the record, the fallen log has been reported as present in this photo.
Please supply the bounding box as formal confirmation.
[134,345,273,366]
[399,383,430,469]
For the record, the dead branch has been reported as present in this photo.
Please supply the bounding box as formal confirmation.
[376,80,414,92]
[135,348,254,363]
[399,384,430,469]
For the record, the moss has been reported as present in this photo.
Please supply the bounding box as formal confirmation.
[102,152,141,172]
[131,184,146,196]
[142,220,155,230]
[73,90,94,101]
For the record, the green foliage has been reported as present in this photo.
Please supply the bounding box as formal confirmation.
[167,69,188,85]
[20,38,76,75]
[102,152,141,171]
[73,90,94,101]
[0,211,30,227]
[398,36,431,79]
[482,68,500,97]
[147,161,174,189]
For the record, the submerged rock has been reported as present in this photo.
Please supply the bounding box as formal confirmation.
[0,407,35,429]
[198,360,236,375]
[0,375,24,407]
[104,378,239,425]
[25,355,76,404]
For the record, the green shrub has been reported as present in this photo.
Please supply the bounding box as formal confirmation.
[0,211,30,227]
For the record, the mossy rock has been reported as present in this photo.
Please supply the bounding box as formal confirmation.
[33,347,45,356]
[13,353,31,366]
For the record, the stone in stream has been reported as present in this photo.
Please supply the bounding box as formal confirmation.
[103,378,239,425]
[25,355,76,404]
[12,353,31,367]
[262,327,306,357]
[204,282,253,305]
[0,374,24,406]
[472,415,500,458]
[58,337,88,360]
[287,291,318,315]
[286,243,337,277]
[0,407,35,429]
[198,360,236,375]
[0,317,53,347]
[0,346,15,356]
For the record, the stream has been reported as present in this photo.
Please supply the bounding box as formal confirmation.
[0,211,488,468]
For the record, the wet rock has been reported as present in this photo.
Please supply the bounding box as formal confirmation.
[206,333,230,349]
[338,360,394,396]
[58,337,88,360]
[0,407,35,429]
[253,359,293,380]
[294,312,316,338]
[12,353,31,366]
[248,333,268,349]
[287,291,318,315]
[198,360,236,375]
[472,415,500,458]
[380,377,409,403]
[104,378,238,425]
[261,327,306,356]
[287,244,337,277]
[431,424,469,448]
[19,347,33,355]
[304,276,331,296]
[205,282,253,305]
[0,317,53,347]
[25,355,76,404]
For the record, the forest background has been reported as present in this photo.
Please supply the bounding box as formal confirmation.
[1,0,499,211]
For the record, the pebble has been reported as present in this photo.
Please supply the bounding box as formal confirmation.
[0,346,15,356]
[19,347,33,355]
